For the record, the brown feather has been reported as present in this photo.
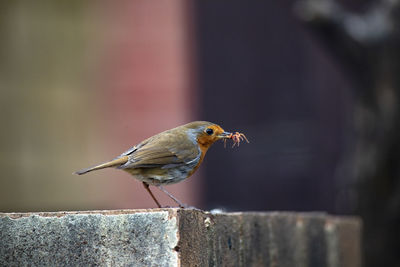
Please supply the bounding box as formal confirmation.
[74,156,128,175]
[119,127,200,170]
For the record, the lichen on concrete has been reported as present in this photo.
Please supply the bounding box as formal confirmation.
[0,209,179,267]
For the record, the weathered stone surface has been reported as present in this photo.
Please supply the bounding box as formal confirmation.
[0,210,179,267]
[0,209,361,267]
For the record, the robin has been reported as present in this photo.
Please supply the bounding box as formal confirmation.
[74,121,247,208]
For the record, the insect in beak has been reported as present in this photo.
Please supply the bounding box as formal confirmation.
[221,131,250,148]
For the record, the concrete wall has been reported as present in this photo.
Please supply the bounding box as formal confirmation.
[0,209,361,267]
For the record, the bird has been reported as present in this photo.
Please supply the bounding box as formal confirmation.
[74,121,236,208]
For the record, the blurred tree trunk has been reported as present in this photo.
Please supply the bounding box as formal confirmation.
[295,1,400,266]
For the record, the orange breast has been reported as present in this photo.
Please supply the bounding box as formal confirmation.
[186,139,211,177]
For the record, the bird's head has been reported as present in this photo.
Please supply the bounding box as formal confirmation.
[184,121,232,152]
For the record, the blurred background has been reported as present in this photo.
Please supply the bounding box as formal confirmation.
[1,0,399,266]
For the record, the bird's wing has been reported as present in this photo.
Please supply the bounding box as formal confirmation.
[118,131,200,169]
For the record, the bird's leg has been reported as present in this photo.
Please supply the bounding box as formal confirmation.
[142,182,162,208]
[157,186,187,208]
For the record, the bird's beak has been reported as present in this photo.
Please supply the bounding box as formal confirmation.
[217,131,232,139]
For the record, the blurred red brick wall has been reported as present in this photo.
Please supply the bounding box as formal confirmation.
[93,0,201,208]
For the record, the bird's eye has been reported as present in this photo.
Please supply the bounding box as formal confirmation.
[206,128,214,135]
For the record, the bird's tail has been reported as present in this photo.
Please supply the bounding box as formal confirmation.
[74,156,128,175]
